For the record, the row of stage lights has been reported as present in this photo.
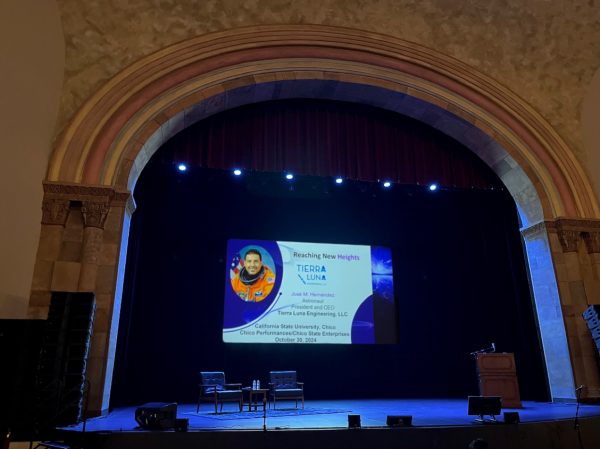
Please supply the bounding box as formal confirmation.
[176,163,439,191]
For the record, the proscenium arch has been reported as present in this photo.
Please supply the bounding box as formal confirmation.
[48,25,600,221]
[45,25,599,408]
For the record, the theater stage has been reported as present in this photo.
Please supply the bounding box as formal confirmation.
[59,399,600,449]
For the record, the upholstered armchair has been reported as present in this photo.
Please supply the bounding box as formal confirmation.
[268,370,304,409]
[198,371,243,413]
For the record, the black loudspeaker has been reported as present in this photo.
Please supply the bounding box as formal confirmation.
[503,411,520,424]
[467,396,502,417]
[348,414,361,428]
[35,292,96,428]
[174,418,189,432]
[135,403,178,429]
[386,415,413,427]
[0,319,44,439]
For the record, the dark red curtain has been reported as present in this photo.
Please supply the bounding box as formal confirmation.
[162,99,502,189]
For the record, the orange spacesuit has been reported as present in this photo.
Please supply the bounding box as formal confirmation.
[231,265,276,302]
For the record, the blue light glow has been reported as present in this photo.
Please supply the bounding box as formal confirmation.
[233,169,242,176]
[285,173,294,180]
[335,177,343,184]
[429,184,438,191]
[383,181,391,188]
[177,163,187,172]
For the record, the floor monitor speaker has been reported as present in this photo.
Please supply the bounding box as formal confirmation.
[468,396,502,422]
[347,414,361,428]
[503,411,520,424]
[135,402,178,430]
[386,415,413,426]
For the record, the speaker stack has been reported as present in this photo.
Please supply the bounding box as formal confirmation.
[583,305,600,359]
[34,292,96,428]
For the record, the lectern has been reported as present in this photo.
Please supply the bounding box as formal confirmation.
[475,353,521,408]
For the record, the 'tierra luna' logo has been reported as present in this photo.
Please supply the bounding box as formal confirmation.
[297,264,327,285]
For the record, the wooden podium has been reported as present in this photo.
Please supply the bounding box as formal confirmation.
[475,353,521,408]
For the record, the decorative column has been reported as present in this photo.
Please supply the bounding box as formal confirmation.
[29,199,72,317]
[551,219,600,400]
[521,221,575,401]
[79,201,110,291]
[28,182,132,415]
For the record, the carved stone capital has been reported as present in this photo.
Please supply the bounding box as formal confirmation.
[582,232,600,254]
[557,229,580,253]
[41,199,70,226]
[82,201,110,229]
[41,182,133,227]
[551,217,600,253]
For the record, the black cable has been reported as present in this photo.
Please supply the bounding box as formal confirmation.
[574,385,585,449]
[263,398,267,431]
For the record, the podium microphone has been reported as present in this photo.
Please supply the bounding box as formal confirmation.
[469,342,496,356]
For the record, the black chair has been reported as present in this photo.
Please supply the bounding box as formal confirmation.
[269,370,304,409]
[197,371,243,413]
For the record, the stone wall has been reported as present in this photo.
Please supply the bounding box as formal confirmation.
[30,183,131,412]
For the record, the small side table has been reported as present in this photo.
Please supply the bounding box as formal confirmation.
[242,387,269,411]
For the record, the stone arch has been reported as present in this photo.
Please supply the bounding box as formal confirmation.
[38,25,600,414]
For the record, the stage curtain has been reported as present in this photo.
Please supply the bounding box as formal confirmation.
[162,99,501,190]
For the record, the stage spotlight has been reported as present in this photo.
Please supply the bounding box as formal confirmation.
[383,181,392,188]
[429,183,438,191]
[285,173,294,180]
[233,169,242,176]
[177,163,187,172]
[347,414,361,428]
[335,177,343,184]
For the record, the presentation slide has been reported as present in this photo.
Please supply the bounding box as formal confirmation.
[223,239,396,344]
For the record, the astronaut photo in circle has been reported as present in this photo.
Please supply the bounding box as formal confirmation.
[230,247,276,302]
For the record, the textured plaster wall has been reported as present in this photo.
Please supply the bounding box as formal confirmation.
[0,0,64,318]
[582,69,600,201]
[1,1,598,320]
[56,0,600,173]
